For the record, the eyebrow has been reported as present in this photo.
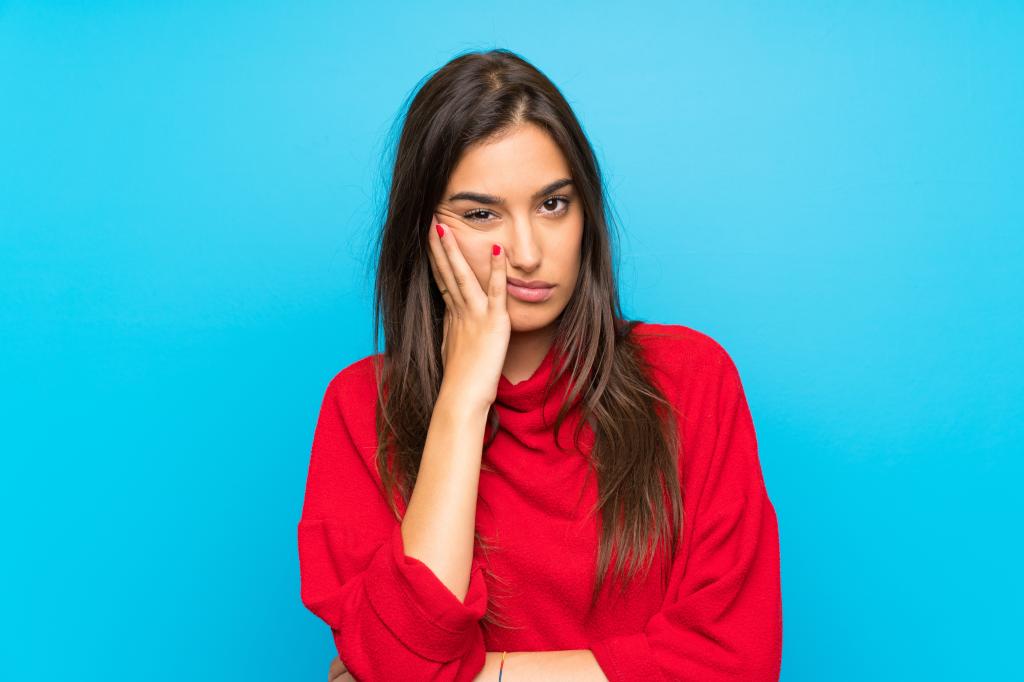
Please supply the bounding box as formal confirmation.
[446,177,574,205]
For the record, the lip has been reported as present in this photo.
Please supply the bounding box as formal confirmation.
[506,277,555,303]
[507,277,555,289]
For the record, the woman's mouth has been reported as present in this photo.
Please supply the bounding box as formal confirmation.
[507,282,555,303]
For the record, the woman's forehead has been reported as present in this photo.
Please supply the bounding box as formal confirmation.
[445,124,571,202]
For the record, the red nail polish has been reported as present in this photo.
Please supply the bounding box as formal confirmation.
[435,224,444,238]
[492,244,501,256]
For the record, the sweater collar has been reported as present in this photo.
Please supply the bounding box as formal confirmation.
[495,340,560,411]
[492,341,589,452]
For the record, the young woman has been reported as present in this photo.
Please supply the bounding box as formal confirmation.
[298,49,782,682]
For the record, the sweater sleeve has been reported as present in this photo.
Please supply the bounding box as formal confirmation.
[297,371,489,682]
[588,350,783,682]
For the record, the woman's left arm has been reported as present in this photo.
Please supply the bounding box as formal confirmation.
[329,649,608,681]
[586,351,783,682]
[471,650,607,681]
[461,471,780,682]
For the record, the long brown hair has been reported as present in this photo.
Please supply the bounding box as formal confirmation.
[364,48,684,629]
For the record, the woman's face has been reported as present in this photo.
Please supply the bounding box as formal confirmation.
[434,122,584,334]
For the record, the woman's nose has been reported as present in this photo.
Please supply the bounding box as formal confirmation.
[504,217,542,269]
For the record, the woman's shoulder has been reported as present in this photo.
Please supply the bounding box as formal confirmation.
[316,352,385,438]
[325,351,383,395]
[630,319,737,366]
[629,320,739,379]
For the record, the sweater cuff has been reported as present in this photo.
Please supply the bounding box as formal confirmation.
[364,524,488,663]
[590,632,666,682]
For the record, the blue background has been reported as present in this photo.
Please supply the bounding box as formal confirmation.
[2,1,1021,679]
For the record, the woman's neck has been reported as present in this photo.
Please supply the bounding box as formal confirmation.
[502,326,557,385]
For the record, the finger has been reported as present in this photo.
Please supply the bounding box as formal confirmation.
[487,242,507,311]
[426,243,447,301]
[427,253,452,329]
[441,305,451,369]
[427,216,466,310]
[434,218,485,310]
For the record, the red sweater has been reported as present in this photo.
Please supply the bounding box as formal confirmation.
[298,322,782,681]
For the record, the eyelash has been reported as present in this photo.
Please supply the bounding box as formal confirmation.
[462,196,572,223]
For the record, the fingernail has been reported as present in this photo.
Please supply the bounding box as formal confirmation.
[436,224,445,238]
[492,244,501,256]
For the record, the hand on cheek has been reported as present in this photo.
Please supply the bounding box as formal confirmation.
[434,207,492,293]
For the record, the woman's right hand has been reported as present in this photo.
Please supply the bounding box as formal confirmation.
[426,212,510,412]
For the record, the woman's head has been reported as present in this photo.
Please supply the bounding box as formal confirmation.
[370,49,683,627]
[434,121,583,334]
[373,48,620,345]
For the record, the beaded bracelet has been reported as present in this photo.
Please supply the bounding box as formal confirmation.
[498,650,507,680]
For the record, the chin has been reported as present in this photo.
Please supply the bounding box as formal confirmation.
[509,305,564,333]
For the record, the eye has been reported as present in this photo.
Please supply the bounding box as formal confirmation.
[462,208,497,222]
[461,196,572,223]
[540,196,571,215]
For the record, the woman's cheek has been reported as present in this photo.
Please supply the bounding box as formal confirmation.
[474,254,492,290]
[456,234,492,289]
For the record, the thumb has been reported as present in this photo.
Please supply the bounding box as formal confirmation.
[488,242,506,309]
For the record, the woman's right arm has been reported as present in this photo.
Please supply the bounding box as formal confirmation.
[408,214,511,608]
[298,372,492,682]
[300,216,509,681]
[401,390,490,605]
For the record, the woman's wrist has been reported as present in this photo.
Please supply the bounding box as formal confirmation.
[436,384,493,422]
